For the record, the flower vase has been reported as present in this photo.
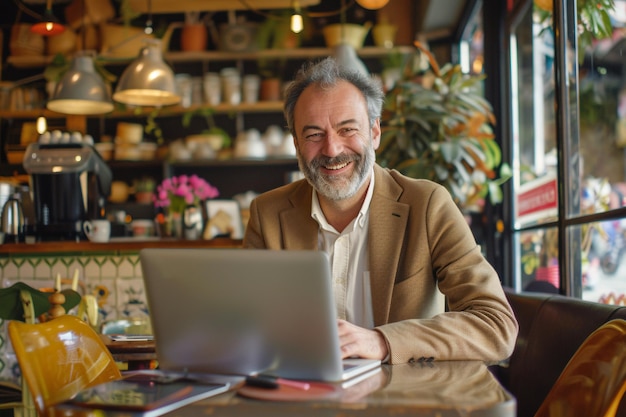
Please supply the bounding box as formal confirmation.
[173,213,184,238]
[183,204,203,240]
[159,212,183,238]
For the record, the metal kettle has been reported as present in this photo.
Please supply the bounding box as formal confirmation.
[1,194,24,243]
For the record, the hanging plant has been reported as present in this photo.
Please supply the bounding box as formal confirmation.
[534,0,615,62]
[377,42,511,213]
[182,107,231,148]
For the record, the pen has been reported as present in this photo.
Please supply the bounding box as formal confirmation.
[245,375,311,391]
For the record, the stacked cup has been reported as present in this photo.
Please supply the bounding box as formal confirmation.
[242,74,261,103]
[203,72,221,105]
[220,68,241,105]
[175,74,193,108]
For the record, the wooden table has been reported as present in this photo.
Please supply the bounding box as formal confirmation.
[51,361,516,417]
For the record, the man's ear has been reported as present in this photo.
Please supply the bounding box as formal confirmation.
[371,119,381,150]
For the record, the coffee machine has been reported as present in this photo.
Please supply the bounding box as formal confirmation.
[23,142,112,241]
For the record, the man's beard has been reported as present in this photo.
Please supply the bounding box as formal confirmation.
[297,142,375,201]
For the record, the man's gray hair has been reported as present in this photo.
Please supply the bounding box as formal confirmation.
[283,57,385,137]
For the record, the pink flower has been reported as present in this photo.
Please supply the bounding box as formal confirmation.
[153,175,219,213]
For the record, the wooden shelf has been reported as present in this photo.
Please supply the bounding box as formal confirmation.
[6,46,413,69]
[0,237,242,255]
[167,157,297,167]
[0,101,285,120]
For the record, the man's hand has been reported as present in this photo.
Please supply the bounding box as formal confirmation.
[337,319,389,360]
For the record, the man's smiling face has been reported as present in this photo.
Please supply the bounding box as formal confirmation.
[293,81,381,201]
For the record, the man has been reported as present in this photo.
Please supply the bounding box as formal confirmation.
[243,57,518,364]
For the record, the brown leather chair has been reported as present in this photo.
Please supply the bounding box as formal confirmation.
[492,290,626,417]
[534,319,626,417]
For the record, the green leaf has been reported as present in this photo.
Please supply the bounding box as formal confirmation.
[0,282,81,321]
[488,181,504,204]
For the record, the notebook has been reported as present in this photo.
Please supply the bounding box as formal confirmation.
[64,373,230,417]
[139,248,381,382]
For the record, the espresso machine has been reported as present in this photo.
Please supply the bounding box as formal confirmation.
[23,142,112,241]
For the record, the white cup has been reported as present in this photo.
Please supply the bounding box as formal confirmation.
[203,72,221,105]
[175,74,193,108]
[131,219,155,238]
[242,74,260,103]
[220,67,241,105]
[83,220,111,243]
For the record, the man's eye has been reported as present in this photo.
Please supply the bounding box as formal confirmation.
[305,133,324,141]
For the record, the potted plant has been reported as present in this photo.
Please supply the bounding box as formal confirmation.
[255,11,300,101]
[534,0,614,63]
[153,174,219,238]
[133,176,156,204]
[377,41,511,213]
[182,107,231,153]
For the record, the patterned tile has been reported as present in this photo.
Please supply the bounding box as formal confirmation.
[0,252,151,372]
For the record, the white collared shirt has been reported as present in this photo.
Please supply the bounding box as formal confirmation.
[311,171,375,329]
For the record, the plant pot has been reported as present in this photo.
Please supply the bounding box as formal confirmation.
[323,23,371,50]
[260,77,281,101]
[180,23,208,52]
[372,23,397,48]
[135,191,154,205]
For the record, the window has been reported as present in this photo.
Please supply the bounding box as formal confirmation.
[507,0,626,306]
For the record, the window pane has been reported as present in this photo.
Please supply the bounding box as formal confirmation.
[510,3,559,228]
[578,2,626,216]
[575,1,626,304]
[516,227,559,292]
[576,221,626,305]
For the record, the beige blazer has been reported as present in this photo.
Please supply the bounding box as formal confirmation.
[244,164,518,364]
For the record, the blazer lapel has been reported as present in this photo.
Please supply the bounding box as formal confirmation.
[282,181,318,250]
[369,166,409,326]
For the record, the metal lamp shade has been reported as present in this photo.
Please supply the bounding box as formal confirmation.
[332,43,369,76]
[30,9,66,36]
[47,55,114,115]
[113,40,180,106]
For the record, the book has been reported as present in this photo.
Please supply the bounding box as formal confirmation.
[0,380,22,405]
[63,373,230,417]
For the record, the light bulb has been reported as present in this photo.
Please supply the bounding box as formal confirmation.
[291,13,304,34]
[36,116,47,134]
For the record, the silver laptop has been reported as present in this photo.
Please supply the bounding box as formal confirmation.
[139,248,380,382]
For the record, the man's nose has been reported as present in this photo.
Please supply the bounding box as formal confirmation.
[321,133,343,157]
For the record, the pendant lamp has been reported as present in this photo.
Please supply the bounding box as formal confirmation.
[46,53,114,115]
[30,0,65,36]
[355,0,390,10]
[113,39,180,106]
[332,0,368,75]
[333,43,368,75]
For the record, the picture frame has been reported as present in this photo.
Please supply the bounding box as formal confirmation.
[204,199,244,240]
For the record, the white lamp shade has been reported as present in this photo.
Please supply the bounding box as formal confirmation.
[46,55,114,115]
[113,39,180,106]
[333,43,369,76]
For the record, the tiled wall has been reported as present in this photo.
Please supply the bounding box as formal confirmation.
[0,252,150,384]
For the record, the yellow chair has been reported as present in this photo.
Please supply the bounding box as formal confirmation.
[8,315,122,417]
[534,319,626,417]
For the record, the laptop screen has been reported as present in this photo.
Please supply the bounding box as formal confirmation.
[139,249,347,381]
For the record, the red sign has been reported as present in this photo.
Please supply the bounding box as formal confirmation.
[516,174,558,225]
